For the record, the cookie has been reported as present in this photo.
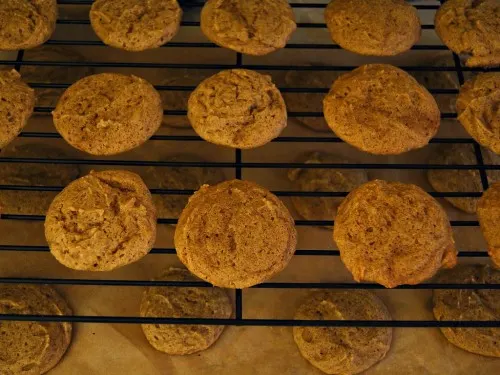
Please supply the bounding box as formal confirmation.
[456,72,500,155]
[0,143,80,215]
[200,0,296,56]
[287,152,368,224]
[433,264,500,357]
[435,0,500,68]
[22,46,93,109]
[140,268,232,355]
[428,144,500,214]
[175,180,297,288]
[323,64,441,155]
[477,182,500,267]
[333,180,457,288]
[0,284,72,374]
[90,0,183,52]
[0,0,57,51]
[188,69,287,149]
[52,73,163,156]
[284,68,341,132]
[293,290,392,375]
[0,70,35,148]
[325,0,420,56]
[45,170,157,271]
[141,153,225,219]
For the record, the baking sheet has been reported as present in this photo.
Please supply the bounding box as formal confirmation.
[1,2,499,374]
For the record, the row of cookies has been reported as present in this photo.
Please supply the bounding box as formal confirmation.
[3,0,497,68]
[3,264,498,374]
[31,165,499,281]
[3,65,499,155]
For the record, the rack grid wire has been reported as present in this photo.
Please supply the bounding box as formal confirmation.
[0,0,499,329]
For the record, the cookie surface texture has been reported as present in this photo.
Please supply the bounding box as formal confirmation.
[45,170,157,271]
[175,179,297,288]
[140,268,232,355]
[333,180,457,288]
[323,64,440,155]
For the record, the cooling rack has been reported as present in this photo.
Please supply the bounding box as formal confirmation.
[0,0,499,332]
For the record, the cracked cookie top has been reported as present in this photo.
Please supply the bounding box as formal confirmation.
[187,69,287,149]
[0,0,57,50]
[52,73,163,156]
[333,180,457,288]
[90,0,183,52]
[45,170,157,271]
[293,290,392,375]
[200,0,296,56]
[174,179,297,288]
[435,0,500,68]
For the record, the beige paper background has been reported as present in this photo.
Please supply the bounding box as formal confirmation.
[0,2,499,374]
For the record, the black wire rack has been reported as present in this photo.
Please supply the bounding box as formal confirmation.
[0,0,499,330]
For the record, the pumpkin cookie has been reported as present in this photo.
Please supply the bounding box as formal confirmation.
[325,0,420,56]
[477,182,500,267]
[0,0,57,51]
[0,143,80,215]
[175,180,297,288]
[0,70,35,148]
[140,268,232,355]
[141,153,225,219]
[284,68,341,132]
[435,0,500,68]
[188,69,287,149]
[334,180,457,288]
[52,73,163,155]
[22,46,93,109]
[90,0,183,51]
[45,170,157,271]
[288,152,368,224]
[201,0,296,56]
[294,290,392,375]
[456,72,500,155]
[433,264,500,357]
[428,144,500,214]
[0,284,72,374]
[323,64,440,155]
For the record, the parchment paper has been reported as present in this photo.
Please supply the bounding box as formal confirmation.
[0,2,499,374]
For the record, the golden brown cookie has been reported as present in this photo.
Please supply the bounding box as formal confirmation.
[188,69,287,149]
[435,0,500,68]
[428,144,500,214]
[477,182,500,267]
[293,290,392,375]
[433,264,500,357]
[140,268,232,355]
[284,68,341,132]
[0,0,57,51]
[141,154,225,219]
[0,70,35,148]
[22,46,93,109]
[175,180,297,288]
[0,284,72,375]
[456,72,500,155]
[288,152,368,224]
[323,64,441,155]
[52,73,163,156]
[200,0,296,56]
[90,0,183,52]
[45,170,157,271]
[0,143,80,215]
[325,0,420,56]
[334,180,457,288]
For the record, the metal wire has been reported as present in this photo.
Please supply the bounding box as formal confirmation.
[0,0,498,329]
